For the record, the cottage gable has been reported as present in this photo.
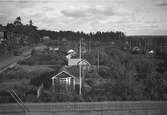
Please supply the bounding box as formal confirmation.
[51,71,75,80]
[77,59,91,66]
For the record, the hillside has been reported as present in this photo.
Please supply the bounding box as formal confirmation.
[0,40,167,102]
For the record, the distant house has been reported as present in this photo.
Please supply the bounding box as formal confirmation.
[146,49,155,57]
[148,50,154,54]
[49,47,59,51]
[132,46,141,54]
[68,58,91,67]
[40,36,50,42]
[78,59,91,66]
[66,49,77,61]
[77,59,91,71]
[66,49,81,66]
[66,49,90,67]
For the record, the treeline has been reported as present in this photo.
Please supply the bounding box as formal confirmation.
[38,30,126,41]
[0,16,126,54]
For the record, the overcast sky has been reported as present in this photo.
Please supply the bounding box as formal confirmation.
[0,0,167,35]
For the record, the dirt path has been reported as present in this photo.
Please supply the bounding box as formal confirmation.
[0,56,22,72]
[0,46,33,73]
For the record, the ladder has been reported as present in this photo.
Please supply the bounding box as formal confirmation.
[8,89,29,113]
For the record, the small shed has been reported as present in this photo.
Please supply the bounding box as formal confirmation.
[51,66,82,94]
[51,71,76,93]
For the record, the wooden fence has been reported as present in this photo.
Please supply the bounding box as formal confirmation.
[0,101,167,115]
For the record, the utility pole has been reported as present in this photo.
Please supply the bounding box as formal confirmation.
[79,38,82,96]
[80,38,82,59]
[97,48,100,72]
[89,39,91,53]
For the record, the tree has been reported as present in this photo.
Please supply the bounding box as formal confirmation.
[22,20,40,44]
[14,17,22,26]
[29,19,33,26]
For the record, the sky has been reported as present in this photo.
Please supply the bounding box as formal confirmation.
[0,0,167,35]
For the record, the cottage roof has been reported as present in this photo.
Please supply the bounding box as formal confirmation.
[51,71,76,79]
[67,49,75,54]
[60,66,80,78]
[77,59,91,66]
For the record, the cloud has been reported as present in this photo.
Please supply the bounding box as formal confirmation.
[0,0,40,25]
[0,0,167,35]
[89,7,115,16]
[156,1,167,6]
[15,1,36,8]
[61,9,88,18]
[61,6,115,18]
